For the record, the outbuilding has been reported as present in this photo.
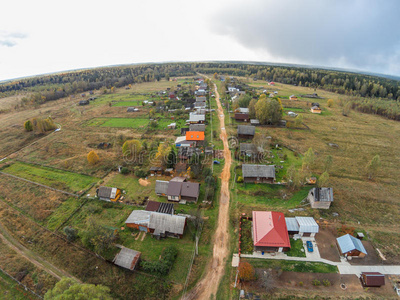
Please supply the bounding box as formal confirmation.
[237,125,255,139]
[242,164,275,184]
[96,186,122,202]
[336,234,367,258]
[113,247,141,271]
[360,272,385,287]
[307,187,333,209]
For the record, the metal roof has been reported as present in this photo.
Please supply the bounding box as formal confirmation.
[250,119,260,125]
[146,201,161,212]
[240,143,257,154]
[252,211,290,247]
[97,186,117,199]
[125,210,151,226]
[242,164,275,179]
[155,180,169,195]
[189,124,206,132]
[148,212,186,235]
[337,234,367,255]
[285,217,299,232]
[295,217,319,233]
[238,107,249,113]
[237,125,255,135]
[189,114,205,122]
[312,188,334,202]
[113,247,141,271]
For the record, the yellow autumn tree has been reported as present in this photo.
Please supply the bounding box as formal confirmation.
[87,150,100,165]
[327,99,334,107]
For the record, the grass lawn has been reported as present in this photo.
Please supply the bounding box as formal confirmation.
[0,270,40,300]
[112,100,142,107]
[286,238,306,257]
[246,258,338,273]
[1,161,99,193]
[235,183,311,209]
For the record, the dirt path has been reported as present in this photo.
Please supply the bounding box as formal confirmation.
[0,222,82,283]
[184,83,232,299]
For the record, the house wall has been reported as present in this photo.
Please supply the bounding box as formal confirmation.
[255,246,290,253]
[181,195,198,202]
[126,223,150,232]
[238,134,254,139]
[308,195,331,209]
[168,195,180,202]
[243,177,274,184]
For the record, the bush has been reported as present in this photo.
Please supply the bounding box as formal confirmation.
[140,246,178,276]
[64,226,77,242]
[87,150,100,165]
[120,167,129,175]
[135,169,148,178]
[322,279,331,287]
[312,279,321,286]
[298,281,303,287]
[238,261,256,281]
[24,120,33,131]
[237,176,244,183]
[327,99,334,107]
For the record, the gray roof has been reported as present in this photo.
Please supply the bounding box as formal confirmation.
[125,210,151,226]
[113,247,141,270]
[242,164,275,179]
[97,186,118,199]
[196,96,206,102]
[295,217,319,233]
[189,124,206,132]
[337,234,367,255]
[238,107,249,113]
[250,119,260,125]
[167,181,182,197]
[237,125,255,136]
[180,182,200,198]
[194,102,206,108]
[240,143,257,154]
[285,217,299,232]
[189,114,205,122]
[312,188,334,202]
[170,177,187,182]
[148,212,186,235]
[155,180,169,195]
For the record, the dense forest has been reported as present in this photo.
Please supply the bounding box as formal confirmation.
[1,62,400,120]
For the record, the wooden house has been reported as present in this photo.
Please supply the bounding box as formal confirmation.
[96,186,122,202]
[166,181,200,203]
[242,164,275,184]
[113,247,141,271]
[155,180,169,196]
[336,234,367,258]
[235,113,250,122]
[240,143,258,158]
[237,125,255,139]
[253,211,290,253]
[307,188,333,209]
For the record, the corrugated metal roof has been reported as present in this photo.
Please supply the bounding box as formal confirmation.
[295,217,319,233]
[337,234,367,255]
[97,186,113,198]
[148,212,186,235]
[237,125,255,135]
[125,210,151,226]
[285,217,299,232]
[113,247,141,271]
[242,164,275,179]
[155,180,169,195]
[252,211,290,247]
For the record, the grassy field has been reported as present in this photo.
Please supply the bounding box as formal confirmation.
[1,161,99,193]
[246,258,338,273]
[85,117,186,130]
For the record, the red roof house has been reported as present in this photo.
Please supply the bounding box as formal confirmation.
[252,211,291,253]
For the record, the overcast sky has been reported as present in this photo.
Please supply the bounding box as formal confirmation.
[1,0,399,81]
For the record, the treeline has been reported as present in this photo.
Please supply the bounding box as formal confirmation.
[0,63,195,103]
[192,62,400,100]
[348,97,400,121]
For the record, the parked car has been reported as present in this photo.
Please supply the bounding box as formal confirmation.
[306,241,314,252]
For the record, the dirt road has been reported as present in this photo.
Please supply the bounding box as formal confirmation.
[0,222,81,283]
[185,83,232,299]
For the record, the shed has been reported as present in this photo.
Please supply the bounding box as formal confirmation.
[240,143,258,157]
[242,164,275,183]
[285,217,299,235]
[155,180,169,196]
[289,95,298,100]
[337,234,367,257]
[237,107,249,113]
[79,100,89,106]
[127,107,139,112]
[237,125,255,139]
[250,119,260,126]
[149,166,163,176]
[188,114,205,124]
[113,247,141,271]
[361,272,385,287]
[181,128,190,135]
[308,187,333,209]
[96,186,121,202]
[311,106,322,114]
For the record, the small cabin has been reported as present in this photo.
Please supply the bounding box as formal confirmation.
[361,272,385,287]
[149,166,163,176]
[97,186,122,202]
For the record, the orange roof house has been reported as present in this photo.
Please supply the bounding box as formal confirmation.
[252,211,290,252]
[185,131,205,141]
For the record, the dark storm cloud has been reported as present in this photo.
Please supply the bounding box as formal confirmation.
[0,31,28,47]
[212,0,400,75]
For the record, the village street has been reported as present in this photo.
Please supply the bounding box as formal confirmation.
[238,237,400,276]
[184,81,232,299]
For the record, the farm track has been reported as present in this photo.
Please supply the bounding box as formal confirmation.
[184,82,232,299]
[0,222,81,283]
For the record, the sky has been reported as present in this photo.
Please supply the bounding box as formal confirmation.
[1,0,400,81]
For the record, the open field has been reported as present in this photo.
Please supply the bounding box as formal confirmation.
[0,176,69,222]
[1,161,99,193]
